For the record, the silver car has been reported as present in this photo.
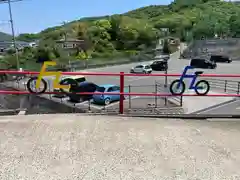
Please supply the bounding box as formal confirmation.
[130,64,152,74]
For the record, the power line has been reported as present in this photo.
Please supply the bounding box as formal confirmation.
[0,0,23,4]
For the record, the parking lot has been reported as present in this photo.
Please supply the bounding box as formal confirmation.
[6,52,240,113]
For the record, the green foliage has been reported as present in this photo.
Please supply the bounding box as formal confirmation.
[17,33,39,42]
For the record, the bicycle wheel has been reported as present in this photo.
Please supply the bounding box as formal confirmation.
[169,79,186,95]
[195,80,210,95]
[26,76,48,94]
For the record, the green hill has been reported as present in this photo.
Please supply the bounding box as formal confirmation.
[0,32,12,41]
[18,0,240,42]
[4,0,240,70]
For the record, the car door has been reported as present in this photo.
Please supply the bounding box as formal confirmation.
[107,86,120,100]
[112,86,120,100]
[134,65,143,73]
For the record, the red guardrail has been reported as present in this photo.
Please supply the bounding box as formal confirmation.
[1,70,240,77]
[1,70,240,114]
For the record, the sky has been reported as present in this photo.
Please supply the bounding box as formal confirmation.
[0,0,173,35]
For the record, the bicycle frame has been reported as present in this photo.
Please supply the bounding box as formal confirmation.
[177,66,199,90]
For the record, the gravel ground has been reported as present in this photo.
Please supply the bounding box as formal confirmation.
[0,114,240,180]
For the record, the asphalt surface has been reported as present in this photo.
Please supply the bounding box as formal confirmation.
[197,98,240,115]
[1,114,240,180]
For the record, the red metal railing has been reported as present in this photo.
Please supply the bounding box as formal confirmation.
[1,70,240,77]
[1,70,240,114]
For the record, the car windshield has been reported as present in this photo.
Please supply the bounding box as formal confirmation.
[135,65,143,68]
[96,86,105,92]
[145,65,151,69]
[153,61,161,64]
[76,77,86,83]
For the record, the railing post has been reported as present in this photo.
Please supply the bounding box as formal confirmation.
[180,95,183,106]
[224,80,227,92]
[128,85,131,108]
[155,82,157,108]
[119,72,124,114]
[238,82,240,94]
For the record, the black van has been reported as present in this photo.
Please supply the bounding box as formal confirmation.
[150,60,168,71]
[210,55,232,63]
[68,81,98,102]
[190,58,217,69]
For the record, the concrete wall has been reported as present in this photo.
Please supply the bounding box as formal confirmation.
[0,84,83,114]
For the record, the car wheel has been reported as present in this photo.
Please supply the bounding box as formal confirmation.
[104,98,111,105]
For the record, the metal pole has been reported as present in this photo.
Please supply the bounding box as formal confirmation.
[119,72,124,114]
[7,0,19,70]
[164,67,168,106]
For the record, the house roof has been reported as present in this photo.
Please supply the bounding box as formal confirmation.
[55,38,84,43]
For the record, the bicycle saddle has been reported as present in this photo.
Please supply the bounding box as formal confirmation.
[195,71,203,75]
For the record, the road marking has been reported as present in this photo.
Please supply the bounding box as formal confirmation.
[127,76,152,82]
[103,96,140,108]
[76,96,141,110]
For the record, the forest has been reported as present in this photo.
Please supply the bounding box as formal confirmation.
[1,0,240,70]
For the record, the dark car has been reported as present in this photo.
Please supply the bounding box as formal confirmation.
[190,58,217,69]
[150,60,168,71]
[210,55,232,63]
[68,81,98,102]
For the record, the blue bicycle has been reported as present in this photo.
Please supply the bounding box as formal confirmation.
[169,66,210,95]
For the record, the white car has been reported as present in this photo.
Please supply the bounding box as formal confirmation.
[130,64,152,74]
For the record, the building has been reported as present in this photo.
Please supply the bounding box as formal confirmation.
[0,40,34,53]
[55,38,85,49]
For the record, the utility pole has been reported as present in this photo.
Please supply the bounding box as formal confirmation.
[7,0,19,70]
[62,21,72,71]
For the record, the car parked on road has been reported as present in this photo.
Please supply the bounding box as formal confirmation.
[210,55,232,63]
[53,75,86,98]
[190,58,217,69]
[93,84,127,105]
[150,60,168,71]
[68,81,98,102]
[130,64,152,74]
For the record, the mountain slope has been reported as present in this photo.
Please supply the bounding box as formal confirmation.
[0,32,12,41]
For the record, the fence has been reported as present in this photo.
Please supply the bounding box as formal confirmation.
[203,78,240,94]
[155,81,183,106]
[1,70,240,116]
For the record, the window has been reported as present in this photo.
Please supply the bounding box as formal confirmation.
[96,86,105,92]
[76,77,86,83]
[152,61,159,64]
[112,86,120,91]
[135,65,143,68]
[107,87,114,92]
